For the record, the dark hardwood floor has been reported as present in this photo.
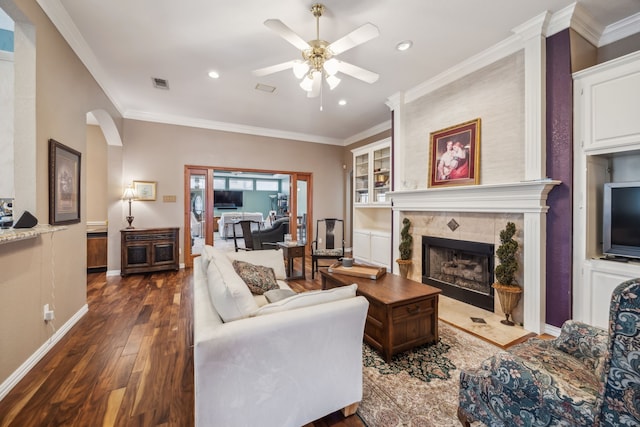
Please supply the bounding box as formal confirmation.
[0,257,364,427]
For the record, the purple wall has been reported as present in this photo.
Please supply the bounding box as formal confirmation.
[545,30,573,327]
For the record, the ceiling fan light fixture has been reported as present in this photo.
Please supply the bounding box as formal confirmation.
[293,60,310,79]
[326,74,341,90]
[300,75,314,92]
[323,58,339,76]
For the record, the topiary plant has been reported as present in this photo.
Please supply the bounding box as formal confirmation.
[494,222,519,286]
[399,217,413,260]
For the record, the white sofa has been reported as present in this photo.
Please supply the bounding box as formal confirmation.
[217,212,264,239]
[193,247,369,427]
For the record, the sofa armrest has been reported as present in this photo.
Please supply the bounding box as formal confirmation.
[553,320,608,372]
[194,296,369,427]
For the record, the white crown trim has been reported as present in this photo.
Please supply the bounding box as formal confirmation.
[124,110,344,146]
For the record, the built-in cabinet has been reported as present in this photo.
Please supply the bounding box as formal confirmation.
[353,139,392,206]
[352,138,392,269]
[573,51,640,329]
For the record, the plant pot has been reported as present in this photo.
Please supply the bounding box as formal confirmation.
[492,283,523,326]
[396,259,412,279]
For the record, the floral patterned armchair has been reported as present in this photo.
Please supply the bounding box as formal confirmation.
[458,278,640,427]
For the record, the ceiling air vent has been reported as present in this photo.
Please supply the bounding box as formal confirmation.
[255,83,276,93]
[151,77,170,90]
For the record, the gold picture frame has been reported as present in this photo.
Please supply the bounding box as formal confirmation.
[133,181,157,201]
[428,118,481,188]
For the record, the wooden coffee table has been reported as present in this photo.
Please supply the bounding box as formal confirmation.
[320,269,441,362]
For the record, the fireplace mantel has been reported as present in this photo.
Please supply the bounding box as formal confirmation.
[388,180,561,213]
[389,179,561,334]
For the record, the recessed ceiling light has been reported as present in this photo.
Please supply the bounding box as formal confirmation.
[208,70,220,79]
[396,40,413,51]
[338,99,347,106]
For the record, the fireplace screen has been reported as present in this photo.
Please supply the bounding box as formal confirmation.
[422,236,495,311]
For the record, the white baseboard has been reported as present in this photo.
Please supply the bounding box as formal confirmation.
[107,265,184,277]
[0,304,89,401]
[543,323,562,337]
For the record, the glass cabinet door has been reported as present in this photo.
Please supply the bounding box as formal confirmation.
[355,153,369,204]
[372,146,391,203]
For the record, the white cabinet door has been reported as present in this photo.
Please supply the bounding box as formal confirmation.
[582,259,640,329]
[353,229,371,262]
[370,232,391,269]
[574,51,640,155]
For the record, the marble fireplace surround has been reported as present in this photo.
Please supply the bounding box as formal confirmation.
[390,180,559,334]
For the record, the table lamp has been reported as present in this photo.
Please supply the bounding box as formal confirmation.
[122,185,137,228]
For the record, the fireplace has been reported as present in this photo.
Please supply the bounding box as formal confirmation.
[422,236,494,311]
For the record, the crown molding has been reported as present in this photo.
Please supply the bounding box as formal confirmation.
[599,12,640,46]
[124,110,344,146]
[343,120,391,146]
[570,1,604,46]
[36,0,124,114]
[403,10,549,104]
[546,3,575,37]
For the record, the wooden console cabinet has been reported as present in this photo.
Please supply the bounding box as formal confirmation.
[120,227,179,276]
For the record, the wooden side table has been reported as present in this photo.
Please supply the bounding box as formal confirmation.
[277,242,306,280]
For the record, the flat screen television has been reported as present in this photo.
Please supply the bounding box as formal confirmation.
[603,181,640,259]
[214,190,243,209]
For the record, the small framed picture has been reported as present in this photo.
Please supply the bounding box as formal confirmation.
[428,118,481,188]
[133,181,157,201]
[49,139,81,225]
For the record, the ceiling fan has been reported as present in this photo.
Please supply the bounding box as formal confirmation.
[253,3,380,98]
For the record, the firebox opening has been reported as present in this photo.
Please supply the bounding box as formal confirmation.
[422,236,495,312]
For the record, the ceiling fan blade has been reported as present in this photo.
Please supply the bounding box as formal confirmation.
[336,60,379,84]
[252,60,297,77]
[307,74,321,98]
[328,23,379,55]
[264,19,311,51]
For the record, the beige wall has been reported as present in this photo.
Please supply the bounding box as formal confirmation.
[86,125,108,222]
[401,52,525,189]
[114,119,347,268]
[0,0,121,387]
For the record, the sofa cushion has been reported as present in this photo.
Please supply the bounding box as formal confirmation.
[206,248,260,322]
[226,249,287,280]
[264,288,297,303]
[253,284,357,317]
[232,260,278,295]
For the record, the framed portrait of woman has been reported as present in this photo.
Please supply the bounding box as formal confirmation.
[428,118,481,188]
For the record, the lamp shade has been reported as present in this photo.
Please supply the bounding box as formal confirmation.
[293,60,310,79]
[122,186,136,200]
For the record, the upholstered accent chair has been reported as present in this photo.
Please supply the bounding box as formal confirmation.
[252,217,289,249]
[311,218,344,279]
[458,278,640,427]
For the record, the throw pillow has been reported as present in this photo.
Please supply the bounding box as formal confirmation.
[206,248,260,322]
[226,249,287,280]
[232,260,279,295]
[253,284,358,317]
[264,288,297,303]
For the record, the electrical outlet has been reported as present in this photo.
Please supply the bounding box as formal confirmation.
[43,304,55,322]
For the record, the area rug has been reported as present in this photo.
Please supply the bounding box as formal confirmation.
[357,322,500,426]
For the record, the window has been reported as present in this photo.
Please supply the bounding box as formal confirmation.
[255,180,279,191]
[213,178,226,189]
[228,178,253,191]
